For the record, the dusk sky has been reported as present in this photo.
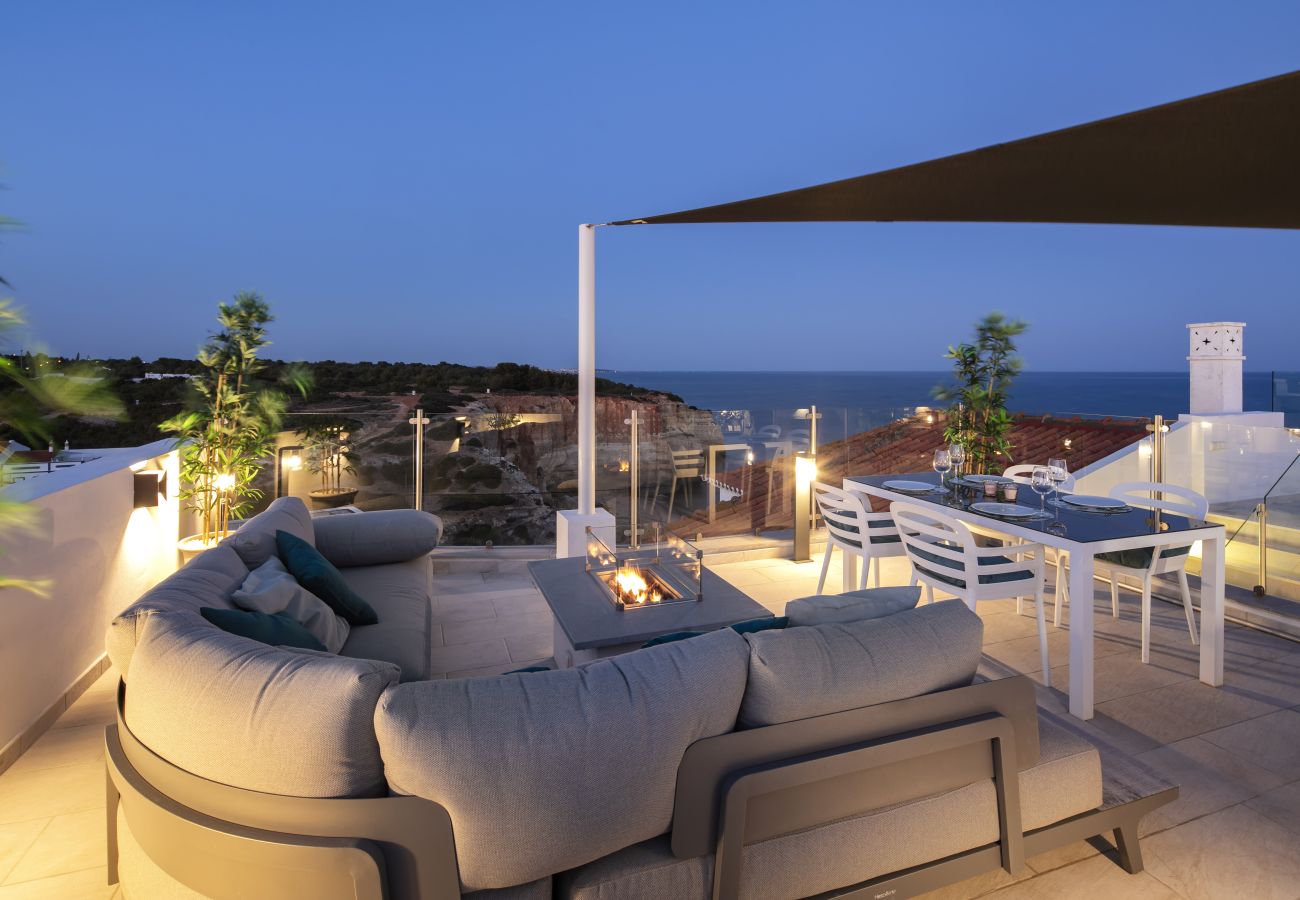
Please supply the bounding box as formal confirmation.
[4,3,1298,371]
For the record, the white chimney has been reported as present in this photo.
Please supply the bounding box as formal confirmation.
[1187,322,1244,415]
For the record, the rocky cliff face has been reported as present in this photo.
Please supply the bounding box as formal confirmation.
[306,391,722,545]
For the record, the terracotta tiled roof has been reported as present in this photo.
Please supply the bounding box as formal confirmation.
[687,412,1148,536]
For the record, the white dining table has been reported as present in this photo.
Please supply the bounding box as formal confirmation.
[844,473,1226,721]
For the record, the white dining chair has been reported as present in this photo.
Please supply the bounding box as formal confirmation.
[1093,482,1209,664]
[813,483,911,593]
[1003,463,1075,618]
[891,501,1052,686]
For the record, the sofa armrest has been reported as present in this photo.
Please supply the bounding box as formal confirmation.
[672,675,1040,860]
[313,510,443,568]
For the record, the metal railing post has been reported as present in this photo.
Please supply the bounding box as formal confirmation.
[1255,501,1268,597]
[626,409,640,548]
[409,407,429,511]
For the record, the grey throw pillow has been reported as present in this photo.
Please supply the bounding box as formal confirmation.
[785,585,921,626]
[232,556,350,653]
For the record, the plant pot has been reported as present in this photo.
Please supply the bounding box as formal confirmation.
[309,488,359,509]
[177,531,235,563]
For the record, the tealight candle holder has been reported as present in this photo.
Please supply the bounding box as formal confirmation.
[1002,483,1019,502]
[983,481,998,498]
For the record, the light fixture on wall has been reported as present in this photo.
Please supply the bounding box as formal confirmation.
[132,470,168,508]
[275,445,304,499]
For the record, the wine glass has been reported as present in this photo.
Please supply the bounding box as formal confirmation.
[1048,457,1069,498]
[1031,466,1053,515]
[932,448,952,487]
[948,443,967,480]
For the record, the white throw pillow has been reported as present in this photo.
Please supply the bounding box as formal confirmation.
[784,585,921,626]
[231,557,351,653]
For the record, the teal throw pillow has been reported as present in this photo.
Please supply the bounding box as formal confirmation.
[199,607,326,652]
[275,530,379,626]
[503,665,552,674]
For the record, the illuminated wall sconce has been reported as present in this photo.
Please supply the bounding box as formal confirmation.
[275,445,304,499]
[793,453,818,562]
[133,470,168,508]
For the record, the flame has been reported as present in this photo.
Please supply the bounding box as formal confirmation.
[612,565,662,606]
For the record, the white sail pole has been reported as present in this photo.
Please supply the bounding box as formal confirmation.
[577,224,596,515]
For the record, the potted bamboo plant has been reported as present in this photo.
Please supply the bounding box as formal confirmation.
[303,422,357,509]
[163,293,309,558]
[934,312,1027,475]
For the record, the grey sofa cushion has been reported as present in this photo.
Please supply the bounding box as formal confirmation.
[785,585,921,626]
[338,557,432,681]
[125,609,399,798]
[232,556,351,653]
[739,600,983,728]
[107,543,249,678]
[558,712,1101,900]
[374,628,750,891]
[313,509,443,568]
[225,496,314,570]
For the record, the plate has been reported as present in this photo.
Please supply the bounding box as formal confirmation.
[956,474,1012,485]
[971,502,1037,519]
[1061,494,1128,511]
[884,480,937,494]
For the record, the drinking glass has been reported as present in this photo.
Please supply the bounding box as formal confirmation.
[932,449,952,487]
[1048,457,1069,493]
[1031,466,1053,514]
[948,443,967,479]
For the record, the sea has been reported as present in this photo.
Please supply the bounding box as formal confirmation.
[616,370,1280,440]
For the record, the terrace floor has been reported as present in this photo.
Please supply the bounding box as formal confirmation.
[1,554,1297,898]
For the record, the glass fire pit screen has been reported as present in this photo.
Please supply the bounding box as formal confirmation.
[585,526,703,610]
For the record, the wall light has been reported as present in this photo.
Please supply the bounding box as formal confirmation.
[132,470,168,508]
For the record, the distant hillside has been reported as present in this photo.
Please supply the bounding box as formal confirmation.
[0,355,680,449]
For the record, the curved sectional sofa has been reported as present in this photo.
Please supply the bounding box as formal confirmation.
[103,497,1176,899]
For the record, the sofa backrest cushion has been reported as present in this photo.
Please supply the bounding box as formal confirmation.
[225,496,314,570]
[785,585,921,626]
[107,543,248,679]
[739,600,983,728]
[312,509,443,568]
[374,627,750,891]
[125,609,399,798]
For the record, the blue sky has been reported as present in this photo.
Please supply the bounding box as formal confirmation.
[4,2,1298,371]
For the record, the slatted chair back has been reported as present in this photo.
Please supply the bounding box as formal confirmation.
[671,448,704,477]
[1109,482,1208,520]
[1003,464,1076,494]
[813,483,896,552]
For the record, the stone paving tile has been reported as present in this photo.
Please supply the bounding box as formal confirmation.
[431,594,499,623]
[0,764,103,826]
[441,610,553,646]
[1142,803,1300,900]
[6,727,104,776]
[1246,779,1300,837]
[1198,708,1300,781]
[0,866,115,899]
[505,630,553,663]
[3,809,104,886]
[981,852,1181,899]
[428,638,511,675]
[1135,736,1287,836]
[1094,678,1282,745]
[0,821,47,885]
[1032,651,1194,706]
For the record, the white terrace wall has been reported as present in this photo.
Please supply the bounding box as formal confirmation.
[0,440,180,760]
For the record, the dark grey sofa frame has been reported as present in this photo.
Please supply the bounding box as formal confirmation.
[106,676,1175,900]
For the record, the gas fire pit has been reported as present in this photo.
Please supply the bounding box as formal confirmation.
[585,527,702,610]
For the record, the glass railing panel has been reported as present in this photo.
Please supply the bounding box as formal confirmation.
[1272,371,1300,428]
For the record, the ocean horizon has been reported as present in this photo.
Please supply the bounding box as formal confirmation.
[615,370,1278,436]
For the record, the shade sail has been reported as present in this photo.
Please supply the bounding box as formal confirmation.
[612,70,1300,229]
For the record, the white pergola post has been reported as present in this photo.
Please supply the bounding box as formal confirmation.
[556,223,614,557]
[578,223,596,514]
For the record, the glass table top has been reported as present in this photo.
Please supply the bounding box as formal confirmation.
[846,473,1221,545]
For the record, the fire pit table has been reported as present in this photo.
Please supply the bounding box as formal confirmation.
[528,546,773,668]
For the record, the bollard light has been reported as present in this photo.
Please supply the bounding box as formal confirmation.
[793,453,817,562]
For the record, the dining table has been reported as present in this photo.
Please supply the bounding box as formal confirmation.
[843,472,1226,721]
